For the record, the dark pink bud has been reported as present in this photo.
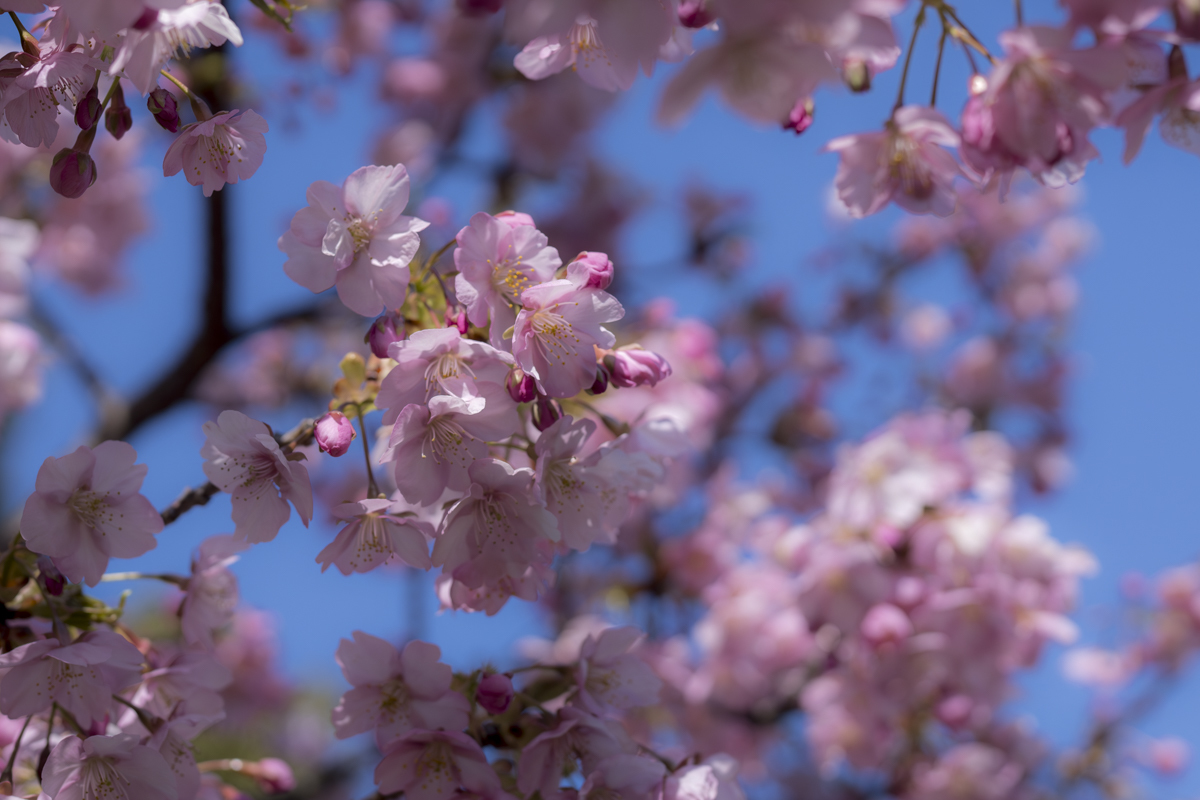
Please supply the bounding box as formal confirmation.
[243,758,296,794]
[506,368,537,403]
[476,672,514,714]
[105,82,132,140]
[589,368,608,395]
[532,394,561,431]
[456,0,504,14]
[677,0,714,27]
[1176,0,1200,40]
[49,149,97,199]
[36,556,65,596]
[783,97,814,135]
[147,87,180,133]
[132,5,159,29]
[367,311,404,359]
[75,85,102,130]
[568,251,614,290]
[604,348,672,388]
[453,310,469,335]
[314,411,356,457]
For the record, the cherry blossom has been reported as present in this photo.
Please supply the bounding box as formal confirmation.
[572,626,663,717]
[200,410,313,543]
[375,729,502,800]
[333,632,469,749]
[475,672,513,714]
[663,755,747,800]
[163,109,268,196]
[281,164,429,317]
[20,440,162,587]
[111,1,243,94]
[0,14,95,148]
[314,411,356,456]
[517,707,635,799]
[580,754,666,800]
[316,498,434,574]
[180,534,248,649]
[41,734,177,800]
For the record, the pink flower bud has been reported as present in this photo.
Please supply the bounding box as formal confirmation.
[36,556,65,596]
[456,0,504,14]
[678,0,714,27]
[783,97,814,135]
[367,311,404,359]
[860,603,913,646]
[476,672,514,714]
[445,309,468,335]
[589,368,608,395]
[506,368,536,403]
[314,411,356,457]
[75,85,101,130]
[243,758,296,793]
[105,83,132,140]
[604,347,672,388]
[568,251,614,290]
[49,149,98,199]
[532,394,561,431]
[495,209,535,227]
[147,87,180,133]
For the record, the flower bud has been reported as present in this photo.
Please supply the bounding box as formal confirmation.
[495,209,535,227]
[604,347,672,388]
[677,0,715,27]
[105,82,132,140]
[532,394,561,431]
[367,311,404,359]
[783,97,814,135]
[36,556,65,597]
[242,758,296,794]
[49,149,98,199]
[1176,0,1200,40]
[75,85,102,131]
[314,411,356,457]
[506,368,537,403]
[476,672,514,714]
[147,87,180,133]
[589,368,608,395]
[843,59,871,93]
[567,251,614,290]
[456,0,504,14]
[445,308,468,335]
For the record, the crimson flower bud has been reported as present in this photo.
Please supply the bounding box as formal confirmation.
[367,311,404,359]
[147,87,180,133]
[506,368,537,403]
[445,308,468,335]
[105,82,132,140]
[36,556,65,597]
[314,411,356,456]
[456,0,504,14]
[132,6,159,29]
[49,149,98,199]
[677,0,714,27]
[783,97,814,135]
[567,251,614,290]
[589,368,608,395]
[604,347,672,388]
[532,394,561,431]
[75,85,102,130]
[476,672,514,714]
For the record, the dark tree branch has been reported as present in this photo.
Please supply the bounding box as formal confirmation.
[159,481,220,526]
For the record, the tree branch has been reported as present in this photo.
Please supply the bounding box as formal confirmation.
[159,482,220,526]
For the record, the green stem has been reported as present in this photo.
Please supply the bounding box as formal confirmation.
[100,571,188,587]
[0,713,32,784]
[355,405,380,498]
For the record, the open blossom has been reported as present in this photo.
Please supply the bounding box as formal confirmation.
[663,755,747,800]
[281,164,429,317]
[375,730,501,800]
[180,534,247,649]
[512,270,624,398]
[518,707,635,799]
[20,440,163,587]
[0,629,144,727]
[573,626,663,716]
[453,211,561,346]
[41,734,177,800]
[826,106,967,217]
[1116,53,1200,162]
[131,648,232,723]
[0,14,95,148]
[163,108,268,196]
[111,1,243,94]
[316,498,434,574]
[375,327,515,423]
[580,754,666,800]
[200,410,313,543]
[333,633,469,749]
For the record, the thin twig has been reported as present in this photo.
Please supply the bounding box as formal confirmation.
[159,482,220,525]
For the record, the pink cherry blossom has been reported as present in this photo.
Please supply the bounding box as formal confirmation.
[512,271,624,398]
[0,14,95,148]
[163,108,268,196]
[1116,61,1200,163]
[280,164,429,317]
[0,629,144,727]
[333,632,469,749]
[41,734,177,800]
[573,626,663,717]
[111,1,243,94]
[316,498,434,574]
[375,327,515,423]
[20,440,163,587]
[453,212,562,346]
[180,534,248,649]
[580,754,666,800]
[566,251,614,290]
[517,707,635,799]
[131,648,232,724]
[904,743,1024,800]
[200,410,313,543]
[375,729,501,800]
[663,755,747,800]
[825,106,968,218]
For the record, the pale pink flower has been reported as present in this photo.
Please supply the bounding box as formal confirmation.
[1116,68,1200,162]
[280,164,429,317]
[453,212,561,346]
[375,327,515,424]
[517,707,635,799]
[436,563,554,615]
[432,458,559,597]
[41,734,177,800]
[663,755,747,800]
[1141,737,1190,775]
[200,410,313,544]
[386,383,519,506]
[376,730,501,800]
[180,534,247,649]
[20,440,162,587]
[512,271,623,398]
[573,626,663,716]
[826,106,966,218]
[163,108,268,196]
[111,1,243,94]
[0,630,144,727]
[316,498,434,575]
[1062,646,1135,687]
[131,648,232,724]
[0,320,42,414]
[334,632,469,749]
[0,14,95,148]
[580,754,666,800]
[56,0,186,39]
